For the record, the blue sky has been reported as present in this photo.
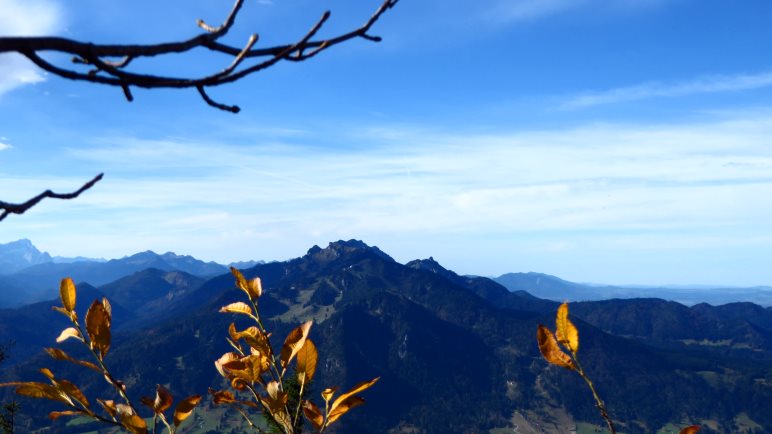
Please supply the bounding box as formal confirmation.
[2,0,772,286]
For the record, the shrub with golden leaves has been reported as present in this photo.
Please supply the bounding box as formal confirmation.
[0,278,201,433]
[209,267,378,433]
[537,303,700,434]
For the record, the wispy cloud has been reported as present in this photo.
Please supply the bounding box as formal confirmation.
[485,0,664,22]
[4,112,772,284]
[0,0,62,97]
[562,70,772,109]
[1,113,763,264]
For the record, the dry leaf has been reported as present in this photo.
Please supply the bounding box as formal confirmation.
[59,278,76,313]
[680,426,701,434]
[56,379,90,409]
[327,395,365,425]
[536,325,575,370]
[329,377,379,416]
[296,338,318,383]
[280,321,313,371]
[55,327,82,343]
[231,267,262,300]
[44,348,100,372]
[321,387,338,403]
[219,302,253,316]
[208,388,236,404]
[49,410,83,420]
[173,395,201,427]
[556,302,579,353]
[97,399,118,418]
[302,400,324,431]
[85,299,111,359]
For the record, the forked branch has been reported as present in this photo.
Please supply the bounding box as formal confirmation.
[0,0,399,113]
[0,173,103,222]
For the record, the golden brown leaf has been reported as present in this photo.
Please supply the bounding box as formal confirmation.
[680,426,701,434]
[119,412,148,434]
[142,384,173,414]
[45,348,100,372]
[98,399,118,418]
[57,379,90,409]
[154,384,174,413]
[536,325,575,370]
[329,377,379,416]
[321,387,337,403]
[215,352,240,378]
[280,320,313,372]
[261,382,292,432]
[296,338,318,384]
[59,278,76,313]
[173,395,201,427]
[219,302,253,316]
[302,400,324,431]
[85,299,111,359]
[328,395,366,425]
[52,306,72,318]
[231,267,262,300]
[102,297,112,318]
[55,327,82,343]
[39,367,55,380]
[208,388,236,405]
[556,302,579,353]
[49,410,84,420]
[247,277,263,298]
[222,354,270,384]
[1,381,69,404]
[229,324,272,356]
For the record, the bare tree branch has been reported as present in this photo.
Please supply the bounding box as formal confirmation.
[0,0,399,113]
[0,173,104,222]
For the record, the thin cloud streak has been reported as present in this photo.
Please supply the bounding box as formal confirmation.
[4,114,772,284]
[562,70,772,109]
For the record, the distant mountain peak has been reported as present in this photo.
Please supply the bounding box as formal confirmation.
[0,238,53,274]
[305,240,395,264]
[406,257,448,274]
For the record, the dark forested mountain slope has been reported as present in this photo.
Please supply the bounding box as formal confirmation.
[3,240,771,433]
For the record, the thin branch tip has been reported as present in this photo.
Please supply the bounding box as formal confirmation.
[0,0,398,112]
[0,173,104,222]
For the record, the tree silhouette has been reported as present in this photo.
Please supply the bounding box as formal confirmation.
[0,0,399,113]
[0,0,398,221]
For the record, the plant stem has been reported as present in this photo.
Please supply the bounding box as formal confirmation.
[572,355,617,434]
[292,379,306,427]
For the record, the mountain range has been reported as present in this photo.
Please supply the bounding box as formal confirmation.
[1,240,770,433]
[494,272,772,307]
[0,240,229,307]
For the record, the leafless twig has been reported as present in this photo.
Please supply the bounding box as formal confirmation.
[0,173,104,222]
[0,0,399,113]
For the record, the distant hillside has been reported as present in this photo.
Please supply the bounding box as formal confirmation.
[0,240,230,307]
[3,240,770,433]
[495,272,772,306]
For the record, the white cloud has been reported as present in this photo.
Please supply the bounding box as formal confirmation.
[0,0,63,97]
[48,114,772,242]
[562,70,772,109]
[485,0,664,22]
[5,113,772,284]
